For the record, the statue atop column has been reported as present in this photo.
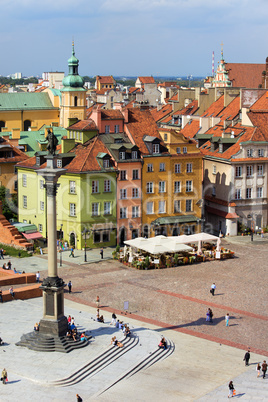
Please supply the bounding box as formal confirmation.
[46,129,58,156]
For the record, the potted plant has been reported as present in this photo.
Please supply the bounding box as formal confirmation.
[174,254,179,266]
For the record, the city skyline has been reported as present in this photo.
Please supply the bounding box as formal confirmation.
[0,0,267,78]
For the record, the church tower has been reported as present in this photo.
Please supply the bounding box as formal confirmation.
[212,45,231,88]
[60,43,87,128]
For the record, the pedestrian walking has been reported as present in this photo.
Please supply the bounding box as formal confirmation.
[243,350,250,366]
[256,363,261,377]
[76,394,83,402]
[210,283,216,296]
[100,248,104,259]
[228,381,235,398]
[0,249,4,259]
[1,368,7,384]
[69,247,74,258]
[68,281,72,293]
[206,308,210,322]
[96,295,100,307]
[225,313,230,327]
[262,360,267,379]
[36,271,40,283]
[209,308,213,323]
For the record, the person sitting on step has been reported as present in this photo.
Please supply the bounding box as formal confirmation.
[110,336,123,348]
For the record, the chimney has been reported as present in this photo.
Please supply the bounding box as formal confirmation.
[91,104,102,129]
[122,107,129,123]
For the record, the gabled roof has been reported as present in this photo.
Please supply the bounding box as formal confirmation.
[247,112,268,141]
[225,63,264,88]
[0,138,29,164]
[67,119,97,131]
[0,92,57,111]
[201,95,224,117]
[128,87,141,94]
[138,76,155,84]
[96,75,115,84]
[150,104,173,122]
[126,108,163,154]
[250,91,268,111]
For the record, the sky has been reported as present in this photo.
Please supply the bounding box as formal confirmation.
[0,0,268,78]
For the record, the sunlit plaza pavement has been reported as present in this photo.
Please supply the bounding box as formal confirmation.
[0,236,268,400]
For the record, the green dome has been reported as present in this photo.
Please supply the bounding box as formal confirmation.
[62,42,85,90]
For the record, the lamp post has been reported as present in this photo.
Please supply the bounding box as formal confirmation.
[83,228,90,262]
[59,224,63,267]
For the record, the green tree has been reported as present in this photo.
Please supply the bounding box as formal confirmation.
[0,186,18,221]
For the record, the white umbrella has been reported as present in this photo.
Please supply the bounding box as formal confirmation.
[165,242,193,253]
[197,240,202,254]
[141,243,170,255]
[124,237,148,248]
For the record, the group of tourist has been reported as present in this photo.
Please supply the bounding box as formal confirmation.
[2,261,12,270]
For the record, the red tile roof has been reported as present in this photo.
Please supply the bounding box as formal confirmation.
[138,76,155,84]
[67,119,97,131]
[169,92,178,101]
[96,76,115,84]
[250,91,268,111]
[225,63,265,88]
[179,119,200,139]
[126,108,163,154]
[247,111,268,141]
[0,139,29,164]
[150,104,173,122]
[216,96,240,121]
[128,87,141,94]
[201,95,225,117]
[101,110,124,120]
[174,100,199,116]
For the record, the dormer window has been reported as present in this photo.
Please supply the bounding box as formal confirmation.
[153,143,160,154]
[57,159,62,168]
[247,149,253,158]
[103,159,110,168]
[132,151,138,159]
[119,151,125,160]
[219,143,223,153]
[258,149,264,157]
[36,156,40,166]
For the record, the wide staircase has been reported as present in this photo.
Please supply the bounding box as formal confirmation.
[0,208,32,250]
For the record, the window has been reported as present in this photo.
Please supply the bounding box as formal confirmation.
[212,186,216,196]
[57,159,62,168]
[76,131,79,140]
[114,124,120,133]
[175,164,181,173]
[36,156,40,166]
[92,180,99,193]
[105,125,110,134]
[102,231,110,242]
[120,189,127,199]
[80,132,82,141]
[246,165,253,177]
[132,188,139,198]
[164,133,167,141]
[219,143,223,153]
[147,163,153,172]
[40,201,44,211]
[186,163,192,173]
[235,166,242,177]
[174,181,181,193]
[146,202,154,214]
[119,151,125,160]
[23,195,27,209]
[104,180,111,192]
[132,206,139,218]
[40,180,44,189]
[235,189,241,200]
[213,165,216,175]
[246,188,252,199]
[153,143,160,154]
[183,147,187,154]
[186,180,192,192]
[257,187,263,198]
[174,200,180,213]
[120,207,127,219]
[159,163,165,172]
[247,149,253,157]
[132,151,138,159]
[103,159,110,168]
[94,232,101,243]
[22,174,27,187]
[104,201,111,215]
[176,147,181,154]
[257,165,263,176]
[159,181,166,193]
[132,169,139,180]
[258,149,264,157]
[38,224,43,233]
[70,203,76,216]
[146,182,154,193]
[158,201,166,214]
[120,170,127,180]
[186,199,192,212]
[92,203,99,216]
[69,181,76,194]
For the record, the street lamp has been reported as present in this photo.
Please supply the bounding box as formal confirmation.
[59,224,63,267]
[83,228,90,262]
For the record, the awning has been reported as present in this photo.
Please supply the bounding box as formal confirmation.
[152,215,199,225]
[206,206,239,219]
[22,231,43,240]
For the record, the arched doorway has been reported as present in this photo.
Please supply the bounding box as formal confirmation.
[0,121,5,132]
[24,120,31,131]
[69,232,76,247]
[119,227,126,246]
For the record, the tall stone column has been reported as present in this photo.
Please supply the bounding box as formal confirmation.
[37,156,68,337]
